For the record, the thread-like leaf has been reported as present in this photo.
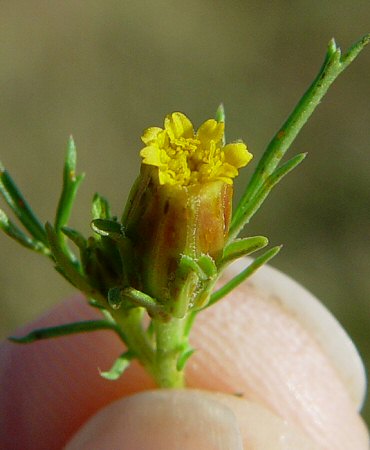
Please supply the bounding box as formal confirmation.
[61,226,87,251]
[222,236,268,265]
[0,163,47,245]
[46,222,105,303]
[91,218,124,240]
[230,153,306,239]
[54,136,85,232]
[231,34,370,240]
[9,320,117,343]
[0,209,49,255]
[100,351,133,380]
[208,246,282,307]
[92,193,111,220]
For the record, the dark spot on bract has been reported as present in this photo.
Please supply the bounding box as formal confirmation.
[164,200,170,214]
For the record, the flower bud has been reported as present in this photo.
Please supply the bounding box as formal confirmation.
[123,112,252,310]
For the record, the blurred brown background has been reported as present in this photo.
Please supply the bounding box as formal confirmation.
[0,0,369,424]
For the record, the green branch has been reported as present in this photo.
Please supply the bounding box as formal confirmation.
[230,34,370,240]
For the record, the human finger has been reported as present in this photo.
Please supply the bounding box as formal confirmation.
[1,263,368,449]
[65,390,319,450]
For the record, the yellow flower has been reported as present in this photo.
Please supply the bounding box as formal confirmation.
[122,111,252,311]
[140,112,252,186]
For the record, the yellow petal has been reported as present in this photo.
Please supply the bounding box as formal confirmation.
[140,146,162,167]
[223,143,253,168]
[197,119,224,146]
[141,127,163,145]
[164,112,194,140]
[214,163,238,180]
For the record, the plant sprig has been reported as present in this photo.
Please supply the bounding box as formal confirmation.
[230,34,370,240]
[1,34,368,388]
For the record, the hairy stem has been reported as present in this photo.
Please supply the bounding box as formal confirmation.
[151,317,188,388]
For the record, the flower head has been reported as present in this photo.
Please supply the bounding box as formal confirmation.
[122,111,253,310]
[140,112,252,186]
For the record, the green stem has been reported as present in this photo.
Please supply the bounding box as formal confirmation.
[230,34,370,240]
[151,317,187,388]
[113,309,188,388]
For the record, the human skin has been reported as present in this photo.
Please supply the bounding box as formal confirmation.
[0,266,368,450]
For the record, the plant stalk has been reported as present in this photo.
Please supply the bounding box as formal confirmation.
[151,317,187,388]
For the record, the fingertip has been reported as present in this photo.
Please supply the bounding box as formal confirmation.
[66,390,321,450]
[0,297,154,449]
[65,390,244,450]
[187,282,369,449]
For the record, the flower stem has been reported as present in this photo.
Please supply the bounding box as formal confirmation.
[151,317,187,388]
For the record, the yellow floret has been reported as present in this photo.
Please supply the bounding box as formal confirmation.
[140,112,252,186]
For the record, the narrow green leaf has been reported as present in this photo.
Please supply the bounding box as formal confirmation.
[207,246,282,307]
[197,254,217,278]
[120,287,166,318]
[172,271,199,319]
[222,236,268,265]
[0,163,47,245]
[340,33,370,69]
[61,226,87,251]
[54,136,85,232]
[53,137,85,264]
[121,287,159,308]
[177,346,195,371]
[230,153,306,239]
[92,193,111,220]
[88,297,107,309]
[91,218,124,240]
[9,320,117,343]
[100,351,133,380]
[178,255,209,281]
[175,255,217,309]
[0,209,50,255]
[45,222,106,304]
[231,34,370,240]
[183,310,198,337]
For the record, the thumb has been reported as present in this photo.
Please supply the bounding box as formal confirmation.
[65,390,317,450]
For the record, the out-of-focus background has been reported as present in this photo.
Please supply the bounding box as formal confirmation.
[0,0,369,423]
